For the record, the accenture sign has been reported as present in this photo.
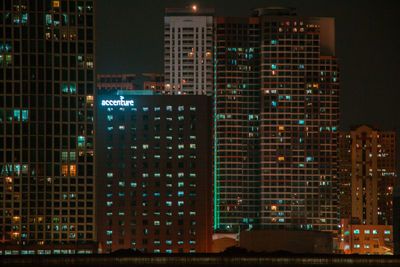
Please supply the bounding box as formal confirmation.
[101,96,134,107]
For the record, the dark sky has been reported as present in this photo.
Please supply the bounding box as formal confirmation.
[96,0,400,132]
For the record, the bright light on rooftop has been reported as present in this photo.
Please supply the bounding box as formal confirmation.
[192,5,197,11]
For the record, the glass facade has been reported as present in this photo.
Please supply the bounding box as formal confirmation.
[0,0,95,248]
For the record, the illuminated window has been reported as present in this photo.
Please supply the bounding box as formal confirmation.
[77,136,85,148]
[53,1,60,7]
[62,165,68,176]
[354,229,360,234]
[69,165,76,176]
[190,144,196,149]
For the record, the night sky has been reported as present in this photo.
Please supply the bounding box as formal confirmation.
[96,0,400,133]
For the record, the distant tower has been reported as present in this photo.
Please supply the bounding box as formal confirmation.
[164,6,214,95]
[339,126,397,225]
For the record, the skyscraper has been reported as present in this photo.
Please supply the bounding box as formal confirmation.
[164,6,214,95]
[0,0,96,254]
[214,7,339,232]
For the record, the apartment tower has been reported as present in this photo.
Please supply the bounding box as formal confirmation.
[214,7,339,232]
[164,6,214,95]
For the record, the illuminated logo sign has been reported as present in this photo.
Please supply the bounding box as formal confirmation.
[101,96,134,107]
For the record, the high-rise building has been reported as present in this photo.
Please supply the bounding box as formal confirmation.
[97,74,137,91]
[96,91,213,253]
[0,0,97,254]
[339,126,397,225]
[338,125,397,255]
[214,7,339,232]
[164,6,214,95]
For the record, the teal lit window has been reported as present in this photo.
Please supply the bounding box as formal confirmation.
[271,64,277,69]
[270,40,277,45]
[77,136,85,148]
[299,120,305,125]
[22,110,28,121]
[354,229,360,234]
[13,110,20,121]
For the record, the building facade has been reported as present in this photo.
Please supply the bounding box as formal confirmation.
[142,73,164,94]
[340,220,393,255]
[339,125,397,225]
[97,74,137,91]
[338,126,396,255]
[164,7,214,95]
[214,7,339,232]
[0,0,96,253]
[96,91,213,253]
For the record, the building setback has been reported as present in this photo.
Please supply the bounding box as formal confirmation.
[164,7,214,95]
[0,0,96,254]
[96,91,213,253]
[214,7,340,232]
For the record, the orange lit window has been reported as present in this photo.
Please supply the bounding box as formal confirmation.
[62,165,68,176]
[70,165,77,176]
[278,157,285,161]
[279,126,285,131]
[53,1,60,7]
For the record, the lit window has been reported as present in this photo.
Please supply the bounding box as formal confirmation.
[384,230,390,235]
[373,230,378,235]
[166,106,172,111]
[190,144,196,149]
[166,201,172,207]
[178,201,184,206]
[178,191,184,197]
[364,230,370,234]
[354,229,360,234]
[69,165,76,176]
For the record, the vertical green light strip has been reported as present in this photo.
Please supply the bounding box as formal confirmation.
[213,45,220,230]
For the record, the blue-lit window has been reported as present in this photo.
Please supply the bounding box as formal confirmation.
[354,229,360,234]
[77,136,85,148]
[270,40,277,45]
[178,106,184,111]
[166,240,172,245]
[13,110,20,121]
[178,201,184,206]
[384,230,391,235]
[166,201,172,207]
[178,191,184,197]
[271,101,276,107]
[299,120,305,125]
[271,64,277,69]
[299,64,305,69]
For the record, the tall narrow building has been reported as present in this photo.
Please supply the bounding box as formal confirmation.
[164,6,214,95]
[338,125,397,254]
[0,0,96,254]
[214,7,339,232]
[339,126,397,225]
